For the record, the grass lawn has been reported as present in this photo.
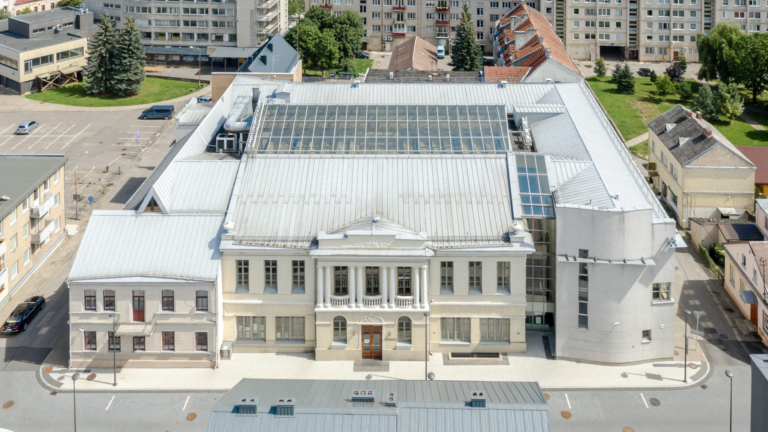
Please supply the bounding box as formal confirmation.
[629,140,649,159]
[305,59,374,77]
[26,77,206,107]
[588,77,768,146]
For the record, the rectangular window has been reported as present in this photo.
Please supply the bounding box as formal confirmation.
[333,317,347,343]
[56,47,84,61]
[84,331,97,351]
[236,260,249,292]
[10,234,16,251]
[397,267,412,295]
[653,282,671,301]
[196,332,208,351]
[264,260,277,293]
[22,223,29,239]
[236,316,266,341]
[642,330,652,342]
[196,290,208,311]
[162,290,174,311]
[84,290,96,311]
[109,332,120,352]
[365,267,380,295]
[133,337,145,351]
[497,262,510,293]
[11,262,17,279]
[54,193,60,207]
[441,317,470,342]
[469,262,482,293]
[334,266,349,295]
[103,290,115,311]
[480,318,510,342]
[578,263,589,329]
[292,261,305,293]
[276,317,305,342]
[162,331,175,351]
[440,262,453,293]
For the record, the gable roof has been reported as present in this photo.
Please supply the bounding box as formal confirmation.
[484,65,531,83]
[239,34,299,74]
[388,36,437,71]
[737,146,768,184]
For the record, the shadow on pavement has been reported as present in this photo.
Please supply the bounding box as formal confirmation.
[110,176,147,204]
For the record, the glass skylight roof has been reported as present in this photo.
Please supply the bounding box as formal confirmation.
[253,104,510,154]
[517,154,554,218]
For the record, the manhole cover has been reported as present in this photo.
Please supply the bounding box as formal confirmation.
[87,373,97,381]
[688,363,697,369]
[623,427,635,432]
[3,401,14,409]
[720,334,729,340]
[186,413,197,421]
[43,366,53,373]
[561,410,572,419]
[543,393,550,400]
[649,398,660,407]
[701,384,708,390]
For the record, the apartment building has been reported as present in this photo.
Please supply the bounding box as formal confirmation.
[647,105,755,227]
[84,0,287,60]
[0,155,67,309]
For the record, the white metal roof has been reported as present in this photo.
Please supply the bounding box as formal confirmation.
[147,160,239,214]
[69,211,223,281]
[529,113,590,160]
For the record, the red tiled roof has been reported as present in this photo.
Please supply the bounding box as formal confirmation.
[484,66,531,83]
[15,0,46,5]
[737,146,768,184]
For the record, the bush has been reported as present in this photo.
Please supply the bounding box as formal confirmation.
[650,70,658,83]
[710,244,726,267]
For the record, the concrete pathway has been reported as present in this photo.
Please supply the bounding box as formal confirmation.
[740,111,766,131]
[625,132,649,147]
[369,51,392,69]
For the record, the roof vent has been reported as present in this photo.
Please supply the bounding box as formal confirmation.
[274,398,295,417]
[0,195,9,201]
[236,397,258,415]
[500,80,507,88]
[544,46,551,58]
[389,71,394,80]
[259,55,267,65]
[267,42,273,52]
[350,390,375,402]
[704,128,713,137]
[545,78,552,84]
[352,80,361,88]
[385,392,398,407]
[679,136,689,146]
[665,123,676,133]
[469,391,486,408]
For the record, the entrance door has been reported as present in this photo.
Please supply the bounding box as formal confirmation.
[361,325,382,360]
[751,303,759,327]
[132,291,145,322]
[673,51,679,60]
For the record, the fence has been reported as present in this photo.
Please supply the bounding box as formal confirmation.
[698,244,725,284]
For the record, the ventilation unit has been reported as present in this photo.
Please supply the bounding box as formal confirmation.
[216,133,237,152]
[469,391,486,408]
[236,398,258,415]
[350,390,375,403]
[385,392,398,407]
[274,398,295,417]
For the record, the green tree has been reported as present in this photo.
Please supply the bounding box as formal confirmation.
[285,20,322,69]
[717,82,744,122]
[0,9,11,20]
[332,11,365,60]
[57,0,83,7]
[111,16,146,97]
[314,29,340,75]
[304,6,335,30]
[666,62,684,83]
[449,3,482,71]
[85,12,118,95]
[19,6,33,14]
[677,51,688,75]
[288,0,304,16]
[695,85,718,121]
[594,57,606,78]
[697,22,743,82]
[611,62,622,84]
[655,74,676,100]
[650,70,658,83]
[616,63,635,95]
[725,32,768,104]
[677,81,694,101]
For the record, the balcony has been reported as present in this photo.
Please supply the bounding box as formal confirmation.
[393,4,405,10]
[436,31,449,38]
[257,0,278,7]
[395,295,414,308]
[436,1,449,10]
[31,193,54,219]
[436,19,449,24]
[257,8,279,21]
[257,21,278,34]
[393,32,406,37]
[331,295,350,308]
[31,222,55,245]
[363,295,382,308]
[319,4,332,9]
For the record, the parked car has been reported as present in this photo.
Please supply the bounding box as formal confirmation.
[196,96,213,103]
[356,50,370,59]
[16,121,39,135]
[638,68,652,77]
[1,296,45,334]
[140,105,175,120]
[437,46,446,59]
[481,56,495,66]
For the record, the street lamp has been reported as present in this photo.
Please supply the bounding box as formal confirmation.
[71,151,88,221]
[109,313,117,386]
[684,309,692,383]
[423,311,430,381]
[71,372,81,432]
[725,370,734,432]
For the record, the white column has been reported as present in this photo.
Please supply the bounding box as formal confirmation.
[316,263,323,307]
[389,267,396,308]
[421,265,428,308]
[380,266,388,308]
[348,266,355,308]
[357,266,364,308]
[412,266,420,309]
[324,265,331,307]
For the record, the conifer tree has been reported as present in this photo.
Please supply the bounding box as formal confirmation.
[695,85,718,121]
[449,3,482,71]
[85,12,118,95]
[616,63,635,94]
[594,57,606,78]
[112,16,146,97]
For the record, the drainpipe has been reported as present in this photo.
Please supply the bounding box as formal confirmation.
[67,279,72,369]
[213,278,219,370]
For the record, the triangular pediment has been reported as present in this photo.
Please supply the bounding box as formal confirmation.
[329,214,419,236]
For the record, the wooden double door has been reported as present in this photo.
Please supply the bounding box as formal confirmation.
[361,325,382,360]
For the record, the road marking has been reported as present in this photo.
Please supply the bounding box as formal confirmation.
[61,124,90,149]
[0,133,16,147]
[120,137,151,140]
[107,155,122,166]
[0,124,14,135]
[89,166,95,172]
[131,125,158,128]
[44,124,75,149]
[182,395,190,411]
[11,124,45,149]
[106,395,115,411]
[565,394,571,410]
[640,393,649,409]
[28,124,60,149]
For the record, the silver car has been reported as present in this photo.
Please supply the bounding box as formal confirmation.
[16,121,39,135]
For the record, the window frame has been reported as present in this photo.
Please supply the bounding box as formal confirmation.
[397,316,412,344]
[440,261,454,294]
[196,332,208,352]
[162,289,175,311]
[237,316,266,341]
[162,331,175,351]
[292,260,305,293]
[469,261,482,293]
[83,331,97,351]
[196,290,209,312]
[84,290,97,311]
[275,316,305,342]
[441,317,470,342]
[480,318,510,342]
[109,331,121,352]
[103,290,115,311]
[264,260,277,293]
[133,336,146,351]
[332,316,347,344]
[236,259,249,292]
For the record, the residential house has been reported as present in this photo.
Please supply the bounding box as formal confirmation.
[387,36,438,71]
[647,105,756,228]
[736,146,768,197]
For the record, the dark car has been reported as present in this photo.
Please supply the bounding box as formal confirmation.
[1,296,45,334]
[356,50,371,59]
[638,68,652,77]
[481,57,495,67]
[140,105,175,120]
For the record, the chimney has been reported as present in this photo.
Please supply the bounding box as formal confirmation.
[695,111,702,120]
[545,47,551,58]
[685,109,692,118]
[704,128,713,137]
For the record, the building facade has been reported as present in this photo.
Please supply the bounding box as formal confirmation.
[0,155,67,309]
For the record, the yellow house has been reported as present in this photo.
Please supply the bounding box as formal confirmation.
[647,105,756,228]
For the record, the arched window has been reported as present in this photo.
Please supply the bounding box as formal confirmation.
[397,317,412,344]
[333,316,347,343]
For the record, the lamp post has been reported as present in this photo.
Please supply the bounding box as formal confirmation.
[71,151,88,221]
[423,311,430,381]
[725,370,734,432]
[684,309,691,383]
[109,313,117,386]
[71,372,81,432]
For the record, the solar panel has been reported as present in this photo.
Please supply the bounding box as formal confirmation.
[516,154,554,218]
[254,104,510,154]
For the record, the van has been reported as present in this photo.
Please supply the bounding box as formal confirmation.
[196,96,213,103]
[437,46,445,59]
[140,105,175,120]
